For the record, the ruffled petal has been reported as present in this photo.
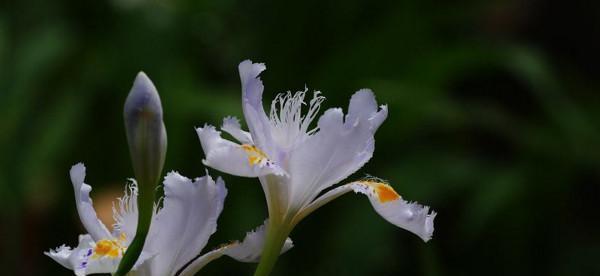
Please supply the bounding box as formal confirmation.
[222,116,253,144]
[286,90,387,209]
[141,172,227,276]
[346,89,388,132]
[239,60,266,119]
[45,234,120,276]
[239,60,275,152]
[178,221,293,276]
[45,244,75,270]
[223,220,294,262]
[300,179,435,242]
[197,125,286,177]
[177,246,229,276]
[70,163,112,241]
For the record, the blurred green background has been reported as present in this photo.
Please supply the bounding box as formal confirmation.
[1,0,599,275]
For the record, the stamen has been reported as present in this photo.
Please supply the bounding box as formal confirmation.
[112,181,138,235]
[303,91,325,135]
[269,90,325,146]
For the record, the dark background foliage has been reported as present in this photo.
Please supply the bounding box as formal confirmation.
[1,0,599,275]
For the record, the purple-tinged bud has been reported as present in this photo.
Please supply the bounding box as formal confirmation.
[123,72,167,188]
[117,72,167,276]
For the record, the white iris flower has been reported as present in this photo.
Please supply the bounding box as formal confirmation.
[196,60,436,273]
[45,163,292,276]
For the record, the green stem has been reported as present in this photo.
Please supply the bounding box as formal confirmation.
[253,222,291,276]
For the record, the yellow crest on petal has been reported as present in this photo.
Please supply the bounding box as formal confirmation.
[241,144,269,166]
[92,234,127,259]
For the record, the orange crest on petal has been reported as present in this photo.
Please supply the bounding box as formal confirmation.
[374,183,400,203]
[359,179,401,203]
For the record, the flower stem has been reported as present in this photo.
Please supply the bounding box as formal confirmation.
[253,222,291,276]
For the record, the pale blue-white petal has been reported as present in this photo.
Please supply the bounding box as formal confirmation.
[70,163,112,241]
[239,60,266,119]
[223,220,293,262]
[197,125,286,177]
[221,116,253,144]
[140,172,227,276]
[45,244,75,270]
[239,60,275,152]
[286,90,387,209]
[346,89,388,132]
[301,180,435,242]
[178,221,293,276]
[45,234,120,276]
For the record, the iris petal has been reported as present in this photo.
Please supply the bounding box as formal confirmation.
[300,179,436,242]
[197,125,287,177]
[239,60,274,151]
[286,90,387,209]
[179,221,293,276]
[140,172,227,275]
[70,163,112,241]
